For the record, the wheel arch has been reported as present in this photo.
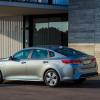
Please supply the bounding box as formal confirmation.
[43,68,61,82]
[0,70,3,81]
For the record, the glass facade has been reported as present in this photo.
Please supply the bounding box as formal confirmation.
[1,0,68,6]
[53,0,68,5]
[24,15,68,47]
[32,17,68,46]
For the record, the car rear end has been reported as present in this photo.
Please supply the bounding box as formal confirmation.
[73,56,98,79]
[54,47,98,81]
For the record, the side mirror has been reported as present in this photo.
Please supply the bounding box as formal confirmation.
[9,56,13,60]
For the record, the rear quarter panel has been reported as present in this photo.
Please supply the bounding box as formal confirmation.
[39,60,63,81]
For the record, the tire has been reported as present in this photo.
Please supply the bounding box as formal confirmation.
[74,78,86,84]
[0,71,3,83]
[44,69,60,87]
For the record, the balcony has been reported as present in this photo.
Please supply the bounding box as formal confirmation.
[0,0,68,16]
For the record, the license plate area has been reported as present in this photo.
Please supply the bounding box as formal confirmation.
[82,60,91,65]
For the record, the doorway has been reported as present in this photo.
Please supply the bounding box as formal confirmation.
[24,14,68,48]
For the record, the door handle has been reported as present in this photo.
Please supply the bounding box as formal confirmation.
[43,61,48,63]
[21,61,26,64]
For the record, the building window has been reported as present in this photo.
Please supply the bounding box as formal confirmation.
[33,17,68,46]
[24,15,68,47]
[53,0,68,5]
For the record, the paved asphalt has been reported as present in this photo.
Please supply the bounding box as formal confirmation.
[0,76,100,100]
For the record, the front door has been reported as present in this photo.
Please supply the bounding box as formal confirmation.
[4,49,32,80]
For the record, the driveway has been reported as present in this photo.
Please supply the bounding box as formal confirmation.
[0,76,100,100]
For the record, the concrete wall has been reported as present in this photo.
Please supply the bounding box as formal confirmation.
[0,16,23,58]
[69,0,100,72]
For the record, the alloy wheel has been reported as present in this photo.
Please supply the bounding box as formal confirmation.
[44,70,59,87]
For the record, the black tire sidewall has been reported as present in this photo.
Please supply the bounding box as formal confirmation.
[0,71,3,83]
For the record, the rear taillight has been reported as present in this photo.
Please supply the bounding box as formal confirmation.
[91,57,96,63]
[62,60,81,64]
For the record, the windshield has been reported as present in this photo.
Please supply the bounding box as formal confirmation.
[55,48,87,56]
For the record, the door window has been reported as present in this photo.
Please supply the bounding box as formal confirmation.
[13,49,32,60]
[31,49,48,59]
[49,51,55,57]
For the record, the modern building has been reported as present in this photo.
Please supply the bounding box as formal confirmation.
[0,0,68,57]
[1,0,100,72]
[69,0,100,72]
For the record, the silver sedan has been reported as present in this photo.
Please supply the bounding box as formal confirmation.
[0,46,98,87]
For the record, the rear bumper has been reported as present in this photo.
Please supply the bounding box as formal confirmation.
[80,72,98,78]
[61,72,98,81]
[61,63,98,81]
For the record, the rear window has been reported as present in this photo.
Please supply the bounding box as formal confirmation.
[55,48,86,56]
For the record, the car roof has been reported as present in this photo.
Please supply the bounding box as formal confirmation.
[23,45,71,51]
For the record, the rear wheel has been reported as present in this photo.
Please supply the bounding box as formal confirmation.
[0,71,3,83]
[44,69,60,87]
[74,78,86,84]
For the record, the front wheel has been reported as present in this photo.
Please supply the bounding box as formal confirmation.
[44,69,60,87]
[0,71,3,83]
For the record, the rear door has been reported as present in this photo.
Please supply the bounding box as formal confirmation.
[26,49,49,80]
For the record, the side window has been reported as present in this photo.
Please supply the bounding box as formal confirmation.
[13,49,32,60]
[31,49,48,59]
[49,51,55,57]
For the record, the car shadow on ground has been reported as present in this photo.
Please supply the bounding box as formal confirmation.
[0,81,45,87]
[0,77,100,88]
[57,76,100,88]
[59,80,100,88]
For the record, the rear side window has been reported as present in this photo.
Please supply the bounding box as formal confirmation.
[49,51,55,57]
[31,49,48,59]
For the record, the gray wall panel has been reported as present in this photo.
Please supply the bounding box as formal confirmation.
[0,16,23,58]
[69,0,100,72]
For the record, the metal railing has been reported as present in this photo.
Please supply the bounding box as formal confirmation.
[0,0,68,6]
